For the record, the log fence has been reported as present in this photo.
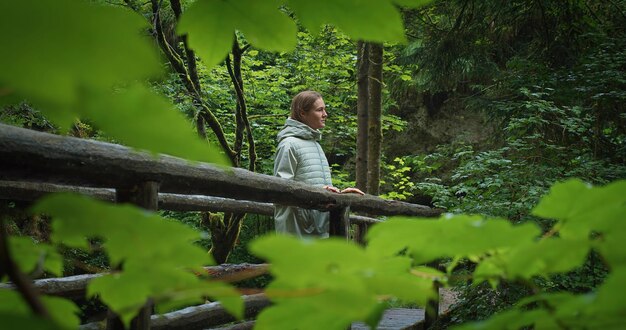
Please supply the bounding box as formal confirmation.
[0,123,443,329]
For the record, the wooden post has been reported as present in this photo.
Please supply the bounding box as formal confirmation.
[353,223,369,245]
[329,207,350,240]
[116,182,159,210]
[423,281,440,329]
[106,181,159,330]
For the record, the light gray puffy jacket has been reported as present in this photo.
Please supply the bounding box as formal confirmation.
[273,118,332,237]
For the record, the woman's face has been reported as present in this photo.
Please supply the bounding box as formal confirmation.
[300,98,327,130]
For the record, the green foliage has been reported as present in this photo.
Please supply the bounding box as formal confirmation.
[28,193,242,326]
[249,179,626,329]
[380,157,416,200]
[367,215,540,265]
[391,4,625,326]
[286,0,406,42]
[0,103,55,132]
[8,236,63,277]
[249,235,433,330]
[412,56,626,217]
[0,0,160,111]
[0,290,80,329]
[177,0,416,72]
[1,0,227,165]
[178,0,297,69]
[392,0,433,8]
[455,268,626,329]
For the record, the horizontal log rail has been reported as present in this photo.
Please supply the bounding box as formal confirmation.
[0,124,442,217]
[151,294,269,330]
[0,180,383,225]
[0,263,269,300]
[78,294,271,330]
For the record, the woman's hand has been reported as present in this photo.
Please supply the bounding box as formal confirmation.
[340,187,365,195]
[323,186,365,195]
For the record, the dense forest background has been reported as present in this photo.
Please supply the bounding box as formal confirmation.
[2,0,626,329]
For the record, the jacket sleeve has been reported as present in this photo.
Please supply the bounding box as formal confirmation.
[274,140,298,180]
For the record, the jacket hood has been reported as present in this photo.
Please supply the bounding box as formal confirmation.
[277,118,322,142]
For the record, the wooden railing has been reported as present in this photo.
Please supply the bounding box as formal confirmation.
[0,123,443,329]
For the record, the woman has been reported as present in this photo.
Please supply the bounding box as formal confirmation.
[273,90,364,238]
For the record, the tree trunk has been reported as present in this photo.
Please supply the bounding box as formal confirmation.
[204,212,245,264]
[355,41,369,192]
[367,43,383,196]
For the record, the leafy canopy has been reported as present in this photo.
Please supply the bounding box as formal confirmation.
[178,0,420,70]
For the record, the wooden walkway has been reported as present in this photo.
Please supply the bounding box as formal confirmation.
[351,308,425,330]
[206,308,425,330]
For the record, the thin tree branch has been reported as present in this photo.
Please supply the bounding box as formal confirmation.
[167,0,208,141]
[149,0,200,98]
[225,38,257,172]
[0,215,50,318]
[452,0,470,31]
[581,1,603,24]
[225,56,244,165]
[170,0,202,92]
[145,0,236,163]
[197,104,238,165]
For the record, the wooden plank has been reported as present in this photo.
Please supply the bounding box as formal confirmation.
[353,223,369,245]
[423,282,440,329]
[329,206,350,240]
[206,320,255,330]
[351,308,425,330]
[116,181,159,211]
[0,124,441,217]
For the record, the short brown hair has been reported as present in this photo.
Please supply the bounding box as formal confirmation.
[290,90,322,123]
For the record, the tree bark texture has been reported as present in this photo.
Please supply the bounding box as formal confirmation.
[367,43,383,196]
[355,41,369,192]
[204,212,245,264]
